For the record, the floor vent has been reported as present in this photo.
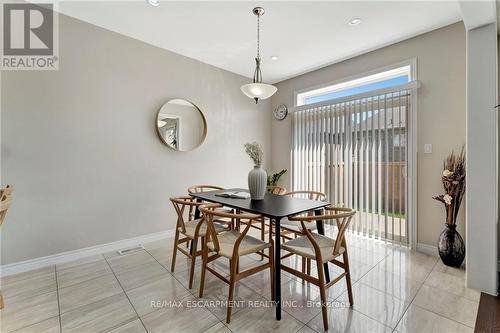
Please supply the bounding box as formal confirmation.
[117,244,144,255]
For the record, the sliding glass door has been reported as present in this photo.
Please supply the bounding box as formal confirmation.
[292,88,411,244]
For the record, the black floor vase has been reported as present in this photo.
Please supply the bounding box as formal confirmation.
[437,224,465,267]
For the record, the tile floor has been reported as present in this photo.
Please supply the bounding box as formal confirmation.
[0,225,480,333]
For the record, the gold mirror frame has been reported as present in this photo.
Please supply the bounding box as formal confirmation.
[155,98,207,151]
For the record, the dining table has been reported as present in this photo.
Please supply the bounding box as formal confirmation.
[190,188,330,320]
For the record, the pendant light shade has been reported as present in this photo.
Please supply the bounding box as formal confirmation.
[240,83,278,103]
[240,7,277,104]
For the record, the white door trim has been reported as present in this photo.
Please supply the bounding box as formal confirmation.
[408,57,418,250]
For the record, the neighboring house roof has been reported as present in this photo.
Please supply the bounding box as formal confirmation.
[353,107,407,132]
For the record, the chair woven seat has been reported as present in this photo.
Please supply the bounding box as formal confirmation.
[282,233,344,263]
[207,230,270,258]
[179,218,228,238]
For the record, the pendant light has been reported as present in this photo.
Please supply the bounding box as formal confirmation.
[240,7,277,104]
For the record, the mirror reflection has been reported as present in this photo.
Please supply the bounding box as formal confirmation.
[156,99,207,151]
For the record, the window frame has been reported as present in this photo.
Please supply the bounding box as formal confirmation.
[294,59,416,107]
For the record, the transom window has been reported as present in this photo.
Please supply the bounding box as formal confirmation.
[296,65,411,106]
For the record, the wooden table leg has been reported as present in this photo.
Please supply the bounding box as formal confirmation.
[315,209,330,283]
[274,217,282,320]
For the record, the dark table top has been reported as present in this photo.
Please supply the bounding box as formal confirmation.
[190,188,329,218]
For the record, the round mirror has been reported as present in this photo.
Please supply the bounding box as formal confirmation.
[156,99,207,151]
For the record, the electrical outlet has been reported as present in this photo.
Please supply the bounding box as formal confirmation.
[424,144,432,154]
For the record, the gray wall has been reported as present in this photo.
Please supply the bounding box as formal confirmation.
[270,22,466,248]
[1,14,270,264]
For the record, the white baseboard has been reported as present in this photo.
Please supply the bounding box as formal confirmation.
[0,229,175,277]
[417,243,439,257]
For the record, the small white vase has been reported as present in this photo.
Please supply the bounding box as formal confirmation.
[248,166,267,200]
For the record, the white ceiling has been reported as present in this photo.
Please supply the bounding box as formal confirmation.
[458,0,496,30]
[56,1,463,83]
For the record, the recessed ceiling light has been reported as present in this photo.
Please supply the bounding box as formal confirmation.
[147,0,160,6]
[348,18,361,26]
[270,55,279,61]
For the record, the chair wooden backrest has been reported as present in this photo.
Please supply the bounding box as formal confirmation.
[200,203,261,258]
[170,196,205,234]
[285,190,326,201]
[267,186,286,195]
[0,195,12,227]
[285,190,327,217]
[288,206,356,258]
[0,185,13,197]
[187,185,224,194]
[0,193,11,310]
[187,185,226,218]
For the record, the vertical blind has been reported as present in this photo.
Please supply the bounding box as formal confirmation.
[292,86,414,244]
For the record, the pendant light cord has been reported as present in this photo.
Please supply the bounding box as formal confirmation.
[256,13,260,60]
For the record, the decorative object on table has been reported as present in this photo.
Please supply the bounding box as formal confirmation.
[267,169,287,186]
[273,104,288,120]
[215,191,250,199]
[267,185,286,195]
[240,7,277,104]
[244,141,267,200]
[156,99,207,152]
[433,148,466,267]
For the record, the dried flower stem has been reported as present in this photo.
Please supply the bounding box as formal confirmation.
[244,142,263,167]
[432,147,466,226]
